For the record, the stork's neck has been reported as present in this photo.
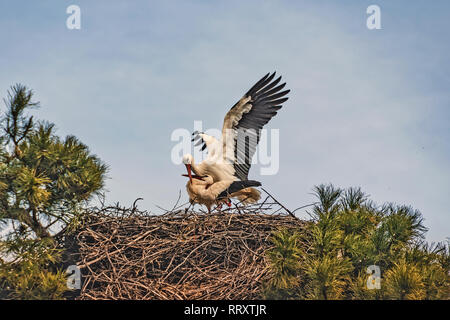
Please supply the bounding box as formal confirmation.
[190,157,199,175]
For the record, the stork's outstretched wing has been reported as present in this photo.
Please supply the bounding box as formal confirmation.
[222,72,289,181]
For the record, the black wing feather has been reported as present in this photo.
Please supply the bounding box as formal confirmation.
[217,180,262,199]
[231,72,289,180]
[191,131,207,152]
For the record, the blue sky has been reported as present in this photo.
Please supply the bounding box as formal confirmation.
[0,1,449,242]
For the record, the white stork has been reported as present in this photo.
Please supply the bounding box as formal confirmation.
[182,71,289,205]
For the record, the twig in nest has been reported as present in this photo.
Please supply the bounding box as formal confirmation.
[261,188,296,219]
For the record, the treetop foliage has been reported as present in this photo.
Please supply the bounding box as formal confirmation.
[264,184,449,300]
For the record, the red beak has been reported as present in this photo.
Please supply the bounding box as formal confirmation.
[185,164,192,183]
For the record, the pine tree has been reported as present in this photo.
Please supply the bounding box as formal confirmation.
[263,184,450,300]
[262,229,304,299]
[302,184,353,299]
[0,236,68,299]
[0,84,107,299]
[0,84,107,239]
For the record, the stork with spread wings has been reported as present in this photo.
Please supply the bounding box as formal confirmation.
[181,72,289,211]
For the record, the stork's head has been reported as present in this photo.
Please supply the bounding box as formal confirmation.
[182,154,193,165]
[182,154,193,183]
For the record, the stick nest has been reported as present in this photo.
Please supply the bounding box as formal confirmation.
[74,201,307,300]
